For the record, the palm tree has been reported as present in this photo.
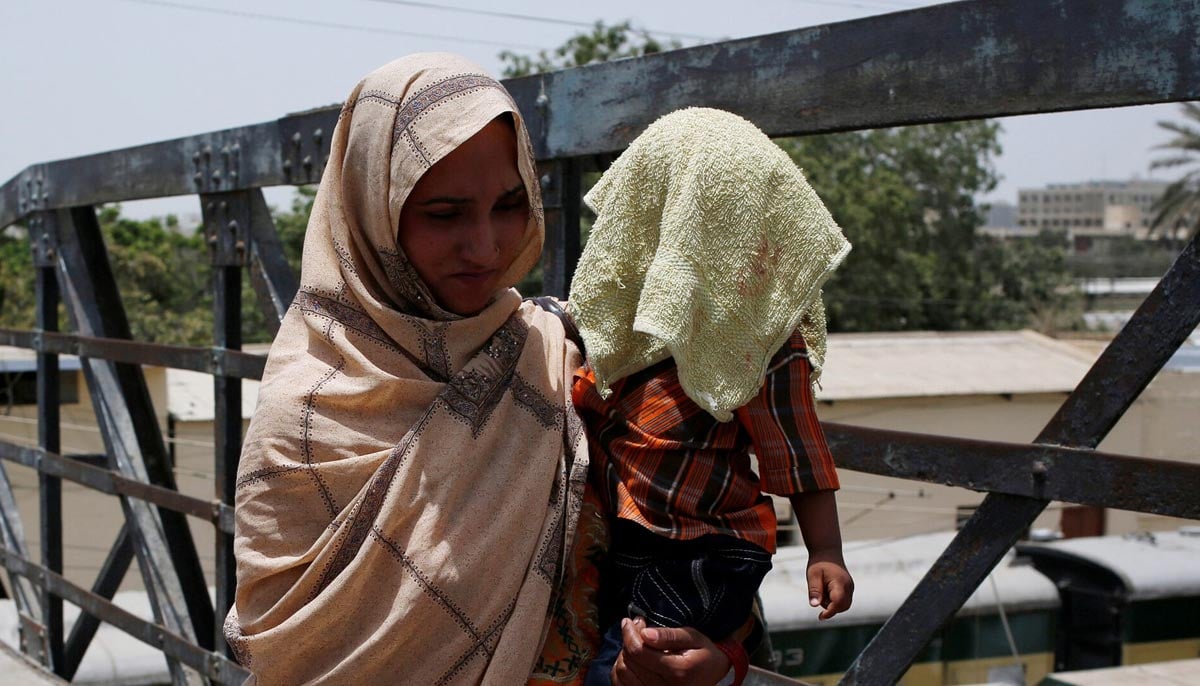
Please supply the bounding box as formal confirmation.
[1150,102,1200,243]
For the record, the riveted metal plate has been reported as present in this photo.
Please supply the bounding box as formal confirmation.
[278,108,337,186]
[200,192,252,267]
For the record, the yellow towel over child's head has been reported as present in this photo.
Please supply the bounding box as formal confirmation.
[568,107,851,421]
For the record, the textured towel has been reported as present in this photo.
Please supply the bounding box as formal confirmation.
[569,107,850,421]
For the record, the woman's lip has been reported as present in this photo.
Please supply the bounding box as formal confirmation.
[449,269,497,283]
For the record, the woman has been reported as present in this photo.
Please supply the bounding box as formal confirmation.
[225,53,729,685]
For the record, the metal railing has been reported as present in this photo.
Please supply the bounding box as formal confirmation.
[1,0,1198,683]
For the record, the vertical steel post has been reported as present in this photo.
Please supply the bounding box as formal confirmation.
[538,158,582,298]
[56,205,209,685]
[32,210,63,674]
[202,192,248,658]
[213,264,240,657]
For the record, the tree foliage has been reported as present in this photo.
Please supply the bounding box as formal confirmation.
[779,124,1077,332]
[499,21,679,78]
[0,193,314,346]
[1150,101,1200,241]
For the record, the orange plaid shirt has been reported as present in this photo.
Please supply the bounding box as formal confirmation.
[571,330,839,554]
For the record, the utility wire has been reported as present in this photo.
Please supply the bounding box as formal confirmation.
[784,0,927,11]
[365,0,717,42]
[118,0,544,50]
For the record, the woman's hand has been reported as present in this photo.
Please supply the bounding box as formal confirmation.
[610,618,731,686]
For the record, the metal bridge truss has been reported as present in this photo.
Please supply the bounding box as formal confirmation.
[0,1,1198,683]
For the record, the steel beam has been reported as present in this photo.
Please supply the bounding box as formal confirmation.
[202,193,244,658]
[245,189,298,334]
[840,231,1200,684]
[0,546,249,684]
[0,442,234,533]
[5,0,1200,226]
[538,158,582,297]
[62,524,134,681]
[30,210,64,674]
[0,462,40,633]
[0,329,266,380]
[55,206,211,684]
[824,424,1200,520]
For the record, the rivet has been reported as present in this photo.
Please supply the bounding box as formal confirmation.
[302,155,313,170]
[219,201,227,211]
[536,93,549,107]
[211,170,222,185]
[192,152,201,165]
[207,235,217,246]
[194,172,203,186]
[291,132,302,146]
[203,146,212,160]
[540,174,552,188]
[313,128,323,140]
[282,159,293,176]
[235,239,246,252]
[206,202,215,213]
[227,220,238,232]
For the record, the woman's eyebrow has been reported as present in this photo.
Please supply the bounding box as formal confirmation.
[416,196,471,206]
[501,184,526,198]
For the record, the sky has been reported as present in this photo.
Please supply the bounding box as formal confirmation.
[0,0,1187,221]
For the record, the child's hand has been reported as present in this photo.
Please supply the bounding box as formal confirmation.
[807,552,853,621]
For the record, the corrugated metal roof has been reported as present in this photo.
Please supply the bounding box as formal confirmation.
[818,330,1098,401]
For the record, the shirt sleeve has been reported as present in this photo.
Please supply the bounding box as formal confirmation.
[735,329,840,496]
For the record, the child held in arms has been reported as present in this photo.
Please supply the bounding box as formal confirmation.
[568,108,855,686]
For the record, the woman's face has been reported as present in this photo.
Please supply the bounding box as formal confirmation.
[398,118,529,316]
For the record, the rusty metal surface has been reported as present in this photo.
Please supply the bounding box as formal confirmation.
[5,0,1200,227]
[0,123,283,229]
[825,423,1200,519]
[510,0,1200,157]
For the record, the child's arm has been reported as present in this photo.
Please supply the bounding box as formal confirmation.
[789,490,854,620]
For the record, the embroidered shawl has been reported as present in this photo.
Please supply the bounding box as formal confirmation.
[225,53,588,685]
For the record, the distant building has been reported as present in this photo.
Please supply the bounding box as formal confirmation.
[983,200,1017,229]
[1016,179,1169,235]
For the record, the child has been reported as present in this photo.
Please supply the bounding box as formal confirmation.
[567,108,854,685]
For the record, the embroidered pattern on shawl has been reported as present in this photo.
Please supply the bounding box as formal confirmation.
[226,53,587,686]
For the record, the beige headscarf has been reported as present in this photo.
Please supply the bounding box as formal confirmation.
[225,54,589,685]
[569,107,851,421]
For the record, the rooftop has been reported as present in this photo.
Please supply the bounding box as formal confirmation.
[818,329,1098,401]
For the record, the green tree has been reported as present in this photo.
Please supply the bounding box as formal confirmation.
[0,229,37,331]
[1150,102,1200,241]
[780,123,1075,332]
[99,206,214,344]
[499,21,679,78]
